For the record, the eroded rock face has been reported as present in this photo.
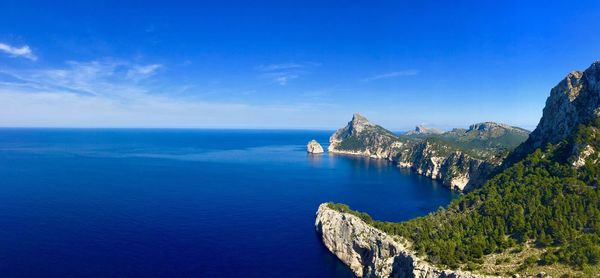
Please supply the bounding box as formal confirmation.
[328,114,500,192]
[510,61,600,165]
[307,139,324,154]
[315,204,491,278]
[328,113,397,156]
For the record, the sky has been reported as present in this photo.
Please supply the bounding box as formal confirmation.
[1,1,599,130]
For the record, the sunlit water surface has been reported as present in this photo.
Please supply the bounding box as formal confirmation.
[0,129,458,277]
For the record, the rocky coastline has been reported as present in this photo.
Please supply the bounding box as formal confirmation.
[315,203,491,278]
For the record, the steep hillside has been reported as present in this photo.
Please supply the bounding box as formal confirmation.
[321,61,600,277]
[328,114,528,191]
[509,61,600,165]
[434,122,529,155]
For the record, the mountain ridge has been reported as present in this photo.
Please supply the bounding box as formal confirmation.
[328,114,529,191]
[318,60,600,277]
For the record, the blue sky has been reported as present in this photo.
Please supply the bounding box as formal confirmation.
[1,1,599,130]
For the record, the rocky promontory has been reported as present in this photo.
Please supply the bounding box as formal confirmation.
[328,113,528,192]
[315,203,490,278]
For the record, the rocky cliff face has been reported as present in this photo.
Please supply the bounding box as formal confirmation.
[307,139,324,153]
[328,113,398,158]
[315,204,491,278]
[328,114,518,191]
[530,62,600,147]
[509,61,600,165]
[388,141,497,191]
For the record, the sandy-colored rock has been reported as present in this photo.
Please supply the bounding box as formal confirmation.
[307,139,324,154]
[315,204,493,278]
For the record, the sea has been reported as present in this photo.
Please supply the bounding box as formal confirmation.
[0,129,458,277]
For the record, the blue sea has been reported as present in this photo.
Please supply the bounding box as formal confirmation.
[0,129,458,277]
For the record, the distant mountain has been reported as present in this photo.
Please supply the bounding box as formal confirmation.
[405,125,443,135]
[328,113,398,155]
[432,121,530,155]
[328,113,529,191]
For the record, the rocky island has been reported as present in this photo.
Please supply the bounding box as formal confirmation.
[318,61,600,277]
[307,139,324,153]
[328,113,529,191]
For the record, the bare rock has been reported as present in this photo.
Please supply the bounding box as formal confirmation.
[307,139,324,154]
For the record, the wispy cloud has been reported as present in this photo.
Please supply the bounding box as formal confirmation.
[362,70,418,82]
[255,63,303,72]
[0,42,37,61]
[262,72,299,86]
[255,62,320,86]
[0,58,337,128]
[0,59,163,97]
[126,64,161,80]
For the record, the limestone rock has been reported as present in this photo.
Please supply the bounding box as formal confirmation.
[327,114,515,192]
[510,61,600,163]
[307,139,324,154]
[315,204,492,278]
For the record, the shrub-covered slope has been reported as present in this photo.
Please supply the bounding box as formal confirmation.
[328,114,529,191]
[326,61,600,277]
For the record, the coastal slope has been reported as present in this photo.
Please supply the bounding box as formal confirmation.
[319,60,600,277]
[328,114,528,191]
[315,203,489,278]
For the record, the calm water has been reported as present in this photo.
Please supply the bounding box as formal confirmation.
[0,129,458,277]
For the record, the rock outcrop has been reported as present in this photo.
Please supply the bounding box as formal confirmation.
[307,139,324,154]
[328,114,525,191]
[328,113,398,158]
[509,61,600,165]
[315,204,490,278]
[406,125,443,136]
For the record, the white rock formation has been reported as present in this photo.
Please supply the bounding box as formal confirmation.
[307,139,324,154]
[315,204,492,278]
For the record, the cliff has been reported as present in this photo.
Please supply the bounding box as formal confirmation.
[509,60,600,166]
[328,113,528,191]
[319,61,600,278]
[315,203,490,278]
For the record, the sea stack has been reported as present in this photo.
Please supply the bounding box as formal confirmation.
[307,140,324,154]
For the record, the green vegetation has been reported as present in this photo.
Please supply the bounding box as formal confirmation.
[337,135,367,150]
[327,121,600,275]
[404,124,529,161]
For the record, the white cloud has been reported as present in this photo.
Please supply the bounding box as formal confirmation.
[255,62,319,86]
[0,58,338,128]
[362,70,418,82]
[262,72,299,85]
[0,42,37,60]
[0,59,163,97]
[126,64,161,80]
[255,63,303,72]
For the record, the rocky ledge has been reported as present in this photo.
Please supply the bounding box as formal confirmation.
[315,204,490,278]
[307,139,325,153]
